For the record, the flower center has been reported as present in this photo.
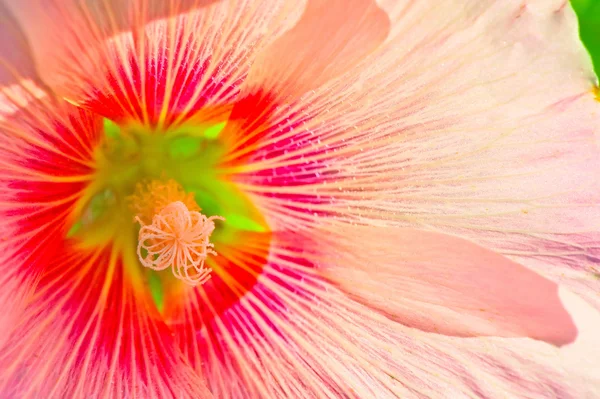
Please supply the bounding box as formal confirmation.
[67,119,228,247]
[66,118,271,317]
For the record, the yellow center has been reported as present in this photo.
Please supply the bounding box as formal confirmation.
[128,178,200,225]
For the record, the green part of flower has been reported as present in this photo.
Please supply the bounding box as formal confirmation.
[68,188,117,237]
[68,120,268,285]
[66,220,82,238]
[103,118,121,139]
[203,121,226,140]
[224,213,267,233]
[169,136,202,159]
[148,272,164,313]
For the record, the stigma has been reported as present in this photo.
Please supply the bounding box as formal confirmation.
[129,179,224,286]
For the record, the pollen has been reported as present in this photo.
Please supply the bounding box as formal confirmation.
[128,178,199,226]
[129,179,224,286]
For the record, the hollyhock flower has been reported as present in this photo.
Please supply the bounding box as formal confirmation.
[1,0,600,397]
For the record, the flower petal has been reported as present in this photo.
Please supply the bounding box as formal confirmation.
[171,243,600,398]
[0,243,212,397]
[2,1,306,126]
[319,226,576,345]
[0,2,40,87]
[243,0,390,97]
[0,85,99,345]
[237,0,600,311]
[0,0,219,92]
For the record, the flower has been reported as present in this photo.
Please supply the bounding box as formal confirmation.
[1,0,600,397]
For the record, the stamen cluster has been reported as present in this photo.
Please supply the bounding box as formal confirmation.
[137,201,224,285]
[129,179,224,285]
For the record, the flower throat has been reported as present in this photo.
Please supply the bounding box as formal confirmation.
[66,119,237,284]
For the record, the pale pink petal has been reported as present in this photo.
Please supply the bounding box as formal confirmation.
[559,288,600,386]
[243,0,390,97]
[172,245,600,398]
[0,2,40,87]
[217,0,389,154]
[318,225,576,345]
[236,0,600,311]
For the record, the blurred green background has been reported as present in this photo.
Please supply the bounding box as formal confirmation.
[573,0,600,77]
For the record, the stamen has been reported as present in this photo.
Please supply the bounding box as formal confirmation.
[136,201,224,286]
[128,179,223,286]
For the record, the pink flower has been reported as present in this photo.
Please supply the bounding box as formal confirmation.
[1,0,599,397]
